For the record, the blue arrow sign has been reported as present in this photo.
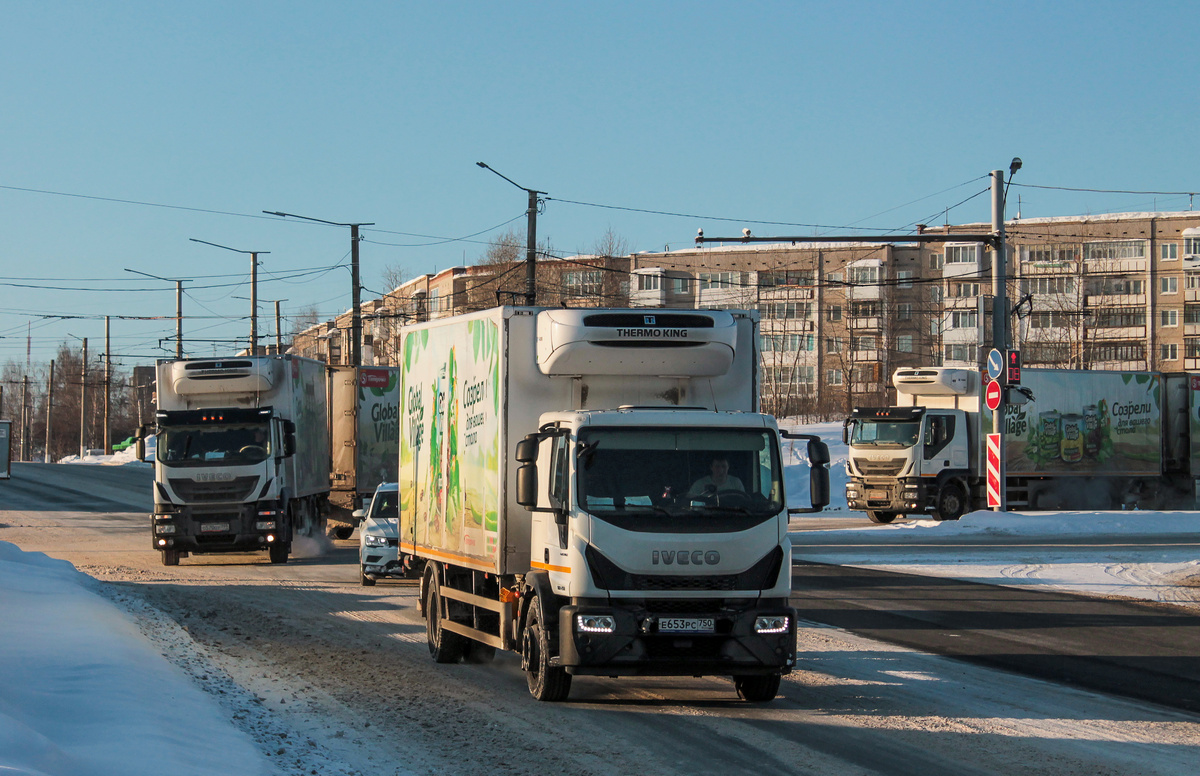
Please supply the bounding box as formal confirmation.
[986,348,1004,381]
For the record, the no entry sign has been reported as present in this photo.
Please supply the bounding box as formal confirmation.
[985,379,1003,411]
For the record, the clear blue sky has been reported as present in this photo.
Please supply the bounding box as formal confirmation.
[2,0,1196,367]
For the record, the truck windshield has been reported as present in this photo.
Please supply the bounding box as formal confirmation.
[157,423,271,467]
[850,419,920,448]
[576,427,784,532]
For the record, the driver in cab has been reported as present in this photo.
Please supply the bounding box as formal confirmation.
[687,455,744,500]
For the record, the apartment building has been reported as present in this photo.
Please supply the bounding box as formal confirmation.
[288,211,1200,418]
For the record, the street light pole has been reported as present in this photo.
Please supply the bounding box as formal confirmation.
[264,211,373,365]
[125,269,189,357]
[190,239,270,355]
[476,162,546,306]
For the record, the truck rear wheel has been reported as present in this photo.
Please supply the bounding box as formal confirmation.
[333,526,354,540]
[734,673,781,702]
[426,576,467,663]
[524,599,571,702]
[866,511,898,524]
[936,483,967,521]
[161,548,180,566]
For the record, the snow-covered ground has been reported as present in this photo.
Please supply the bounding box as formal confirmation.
[2,424,1198,774]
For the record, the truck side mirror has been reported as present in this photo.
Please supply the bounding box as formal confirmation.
[515,435,539,463]
[841,420,852,446]
[808,439,830,510]
[135,425,147,462]
[516,462,538,508]
[283,420,297,458]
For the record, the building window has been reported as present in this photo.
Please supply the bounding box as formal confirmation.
[826,305,842,322]
[637,274,661,291]
[564,270,602,297]
[1023,276,1074,295]
[1084,277,1144,296]
[950,282,980,298]
[849,266,879,286]
[1161,276,1179,294]
[929,285,943,303]
[850,301,880,317]
[670,277,690,295]
[826,270,844,284]
[1031,311,1071,329]
[1187,237,1200,257]
[1162,243,1179,261]
[698,271,743,289]
[1162,309,1179,327]
[826,368,843,386]
[897,271,914,289]
[1092,308,1146,328]
[944,343,978,362]
[945,245,979,264]
[897,335,914,353]
[897,303,913,320]
[1084,240,1146,261]
[929,253,944,270]
[852,335,876,351]
[949,310,978,329]
[1161,343,1179,361]
[825,337,842,354]
[759,270,814,287]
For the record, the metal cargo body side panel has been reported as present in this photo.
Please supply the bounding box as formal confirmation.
[399,309,507,573]
[354,367,401,497]
[328,366,359,498]
[983,369,1164,478]
[283,356,333,499]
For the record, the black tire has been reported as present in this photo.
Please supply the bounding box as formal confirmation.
[161,548,180,566]
[426,576,467,664]
[524,598,571,702]
[734,673,781,702]
[333,526,354,540]
[866,511,898,524]
[360,570,376,586]
[936,482,967,521]
[269,542,290,564]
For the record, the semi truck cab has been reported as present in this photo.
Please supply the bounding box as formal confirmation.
[843,405,972,523]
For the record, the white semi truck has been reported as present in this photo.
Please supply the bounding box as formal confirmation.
[327,365,401,539]
[142,355,331,565]
[399,307,830,702]
[844,366,1199,523]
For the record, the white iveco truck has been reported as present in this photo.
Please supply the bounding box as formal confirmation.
[143,355,331,565]
[400,307,830,702]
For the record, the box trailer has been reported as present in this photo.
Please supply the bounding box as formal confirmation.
[327,365,401,538]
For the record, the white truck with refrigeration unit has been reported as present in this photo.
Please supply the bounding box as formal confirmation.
[400,307,830,702]
[142,355,331,565]
[843,366,1198,522]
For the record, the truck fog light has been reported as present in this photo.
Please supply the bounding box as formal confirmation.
[155,524,177,535]
[156,538,167,547]
[255,520,276,530]
[754,615,790,634]
[266,534,276,543]
[576,614,616,633]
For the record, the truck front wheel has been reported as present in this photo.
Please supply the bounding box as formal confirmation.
[936,483,967,521]
[734,673,781,702]
[866,511,898,524]
[161,548,180,566]
[269,542,290,564]
[523,599,571,702]
[426,576,467,664]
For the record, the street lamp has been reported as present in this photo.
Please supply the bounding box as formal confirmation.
[124,268,189,357]
[264,211,374,365]
[190,239,270,355]
[477,162,546,306]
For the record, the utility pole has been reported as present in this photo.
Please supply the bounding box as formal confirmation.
[79,338,88,457]
[275,300,283,354]
[176,280,183,357]
[104,316,111,454]
[991,169,1008,351]
[264,212,373,365]
[44,360,54,463]
[190,239,270,356]
[20,376,28,461]
[476,162,546,306]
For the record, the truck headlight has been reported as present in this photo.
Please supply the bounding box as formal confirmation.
[364,534,388,547]
[576,614,616,633]
[154,524,176,535]
[255,520,276,530]
[754,615,790,634]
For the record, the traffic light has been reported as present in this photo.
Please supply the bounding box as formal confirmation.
[1006,349,1021,385]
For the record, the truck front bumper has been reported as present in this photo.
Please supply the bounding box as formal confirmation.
[845,478,926,514]
[151,502,286,554]
[557,600,796,677]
